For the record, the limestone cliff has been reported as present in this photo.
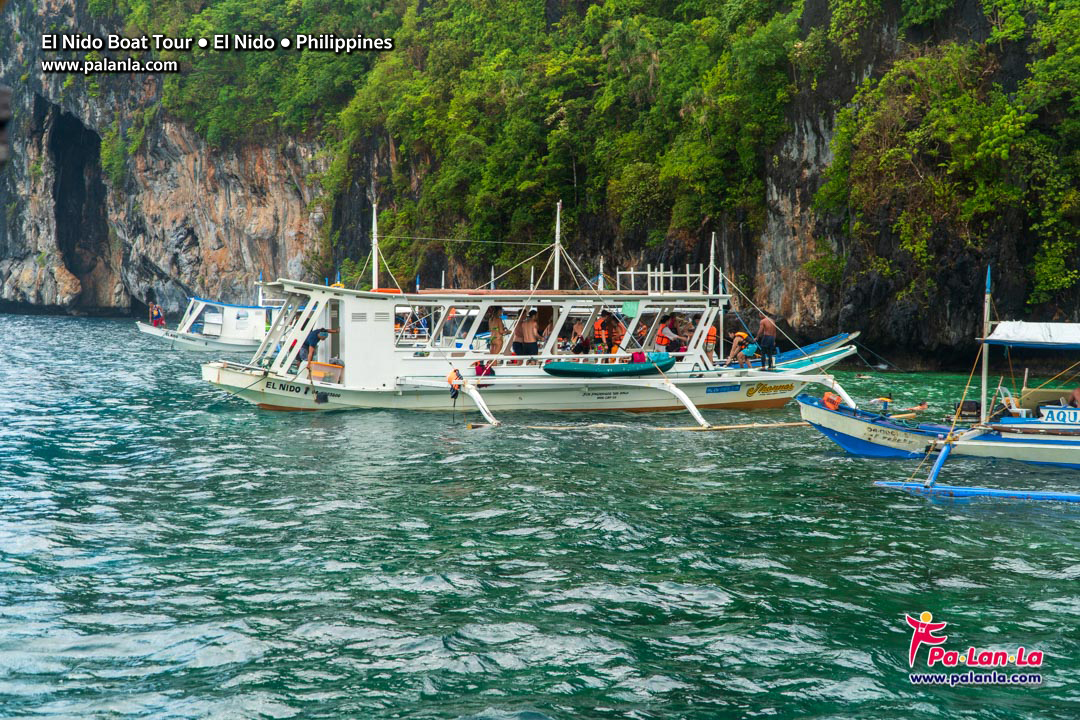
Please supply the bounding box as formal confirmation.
[0,0,326,314]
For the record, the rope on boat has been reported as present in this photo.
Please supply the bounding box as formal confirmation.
[719,273,816,365]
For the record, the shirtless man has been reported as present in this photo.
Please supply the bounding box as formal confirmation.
[755,311,778,369]
[512,309,540,356]
[1068,388,1080,408]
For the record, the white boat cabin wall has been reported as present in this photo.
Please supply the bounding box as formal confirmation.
[177,299,271,342]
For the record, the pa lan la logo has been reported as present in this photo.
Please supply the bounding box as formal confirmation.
[905,611,1044,668]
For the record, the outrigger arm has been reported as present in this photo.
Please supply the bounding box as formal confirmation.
[460,382,501,427]
[620,378,710,428]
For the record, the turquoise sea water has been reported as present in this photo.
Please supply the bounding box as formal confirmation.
[1,314,1078,719]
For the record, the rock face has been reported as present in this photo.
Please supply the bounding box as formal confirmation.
[0,0,326,314]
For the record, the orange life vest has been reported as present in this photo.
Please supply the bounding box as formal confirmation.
[706,326,717,344]
[594,319,609,344]
[655,328,670,346]
[823,392,842,411]
[611,324,624,348]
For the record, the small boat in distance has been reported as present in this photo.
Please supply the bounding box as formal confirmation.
[136,287,283,353]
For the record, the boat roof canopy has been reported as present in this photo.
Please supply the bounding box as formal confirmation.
[267,278,731,303]
[985,320,1080,349]
[190,296,270,310]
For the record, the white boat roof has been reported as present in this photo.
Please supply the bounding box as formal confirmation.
[985,320,1080,349]
[266,278,732,303]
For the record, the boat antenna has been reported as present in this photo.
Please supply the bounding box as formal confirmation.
[553,200,562,291]
[372,201,380,291]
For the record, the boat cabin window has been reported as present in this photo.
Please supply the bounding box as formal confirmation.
[192,305,224,337]
[433,305,482,349]
[394,304,437,347]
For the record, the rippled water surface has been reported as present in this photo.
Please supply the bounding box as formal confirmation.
[2,315,1079,719]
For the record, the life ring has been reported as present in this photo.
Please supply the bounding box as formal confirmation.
[823,392,842,411]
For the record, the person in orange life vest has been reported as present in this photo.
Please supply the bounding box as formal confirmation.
[657,314,687,352]
[593,311,611,353]
[705,323,718,360]
[609,315,625,353]
[723,328,751,368]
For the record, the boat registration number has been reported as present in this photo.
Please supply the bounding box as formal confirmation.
[706,384,740,394]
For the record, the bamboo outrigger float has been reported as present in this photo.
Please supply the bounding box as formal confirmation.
[201,206,859,427]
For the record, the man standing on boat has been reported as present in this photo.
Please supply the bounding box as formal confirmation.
[755,311,777,369]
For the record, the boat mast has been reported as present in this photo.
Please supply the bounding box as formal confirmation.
[708,232,716,295]
[980,266,991,423]
[553,200,562,291]
[372,202,379,291]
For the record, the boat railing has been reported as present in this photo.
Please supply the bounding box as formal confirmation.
[616,264,707,293]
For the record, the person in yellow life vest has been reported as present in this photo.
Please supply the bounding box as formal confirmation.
[723,328,751,368]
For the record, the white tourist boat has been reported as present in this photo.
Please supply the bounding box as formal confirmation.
[201,208,858,426]
[136,289,283,353]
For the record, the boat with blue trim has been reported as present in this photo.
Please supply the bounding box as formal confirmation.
[800,267,1080,495]
[136,290,284,352]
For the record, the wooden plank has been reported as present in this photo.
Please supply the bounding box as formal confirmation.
[658,421,810,432]
[467,420,811,432]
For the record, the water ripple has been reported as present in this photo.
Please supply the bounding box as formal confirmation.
[0,316,1078,718]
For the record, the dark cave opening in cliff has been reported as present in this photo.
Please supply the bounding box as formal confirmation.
[48,106,110,308]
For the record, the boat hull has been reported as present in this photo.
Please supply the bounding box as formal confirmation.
[203,362,808,413]
[947,434,1080,469]
[797,394,945,458]
[136,321,262,353]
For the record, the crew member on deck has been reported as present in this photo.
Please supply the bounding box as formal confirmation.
[754,311,778,369]
[299,327,339,363]
[150,303,166,328]
[723,328,750,368]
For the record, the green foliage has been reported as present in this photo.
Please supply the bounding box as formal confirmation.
[819,1,1080,304]
[900,0,953,30]
[99,121,127,188]
[803,238,847,286]
[828,0,880,61]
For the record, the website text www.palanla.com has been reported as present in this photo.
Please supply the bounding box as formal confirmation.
[910,671,1043,687]
[40,57,179,75]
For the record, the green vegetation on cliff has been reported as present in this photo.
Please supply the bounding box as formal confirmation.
[96,0,1078,305]
[818,1,1080,305]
